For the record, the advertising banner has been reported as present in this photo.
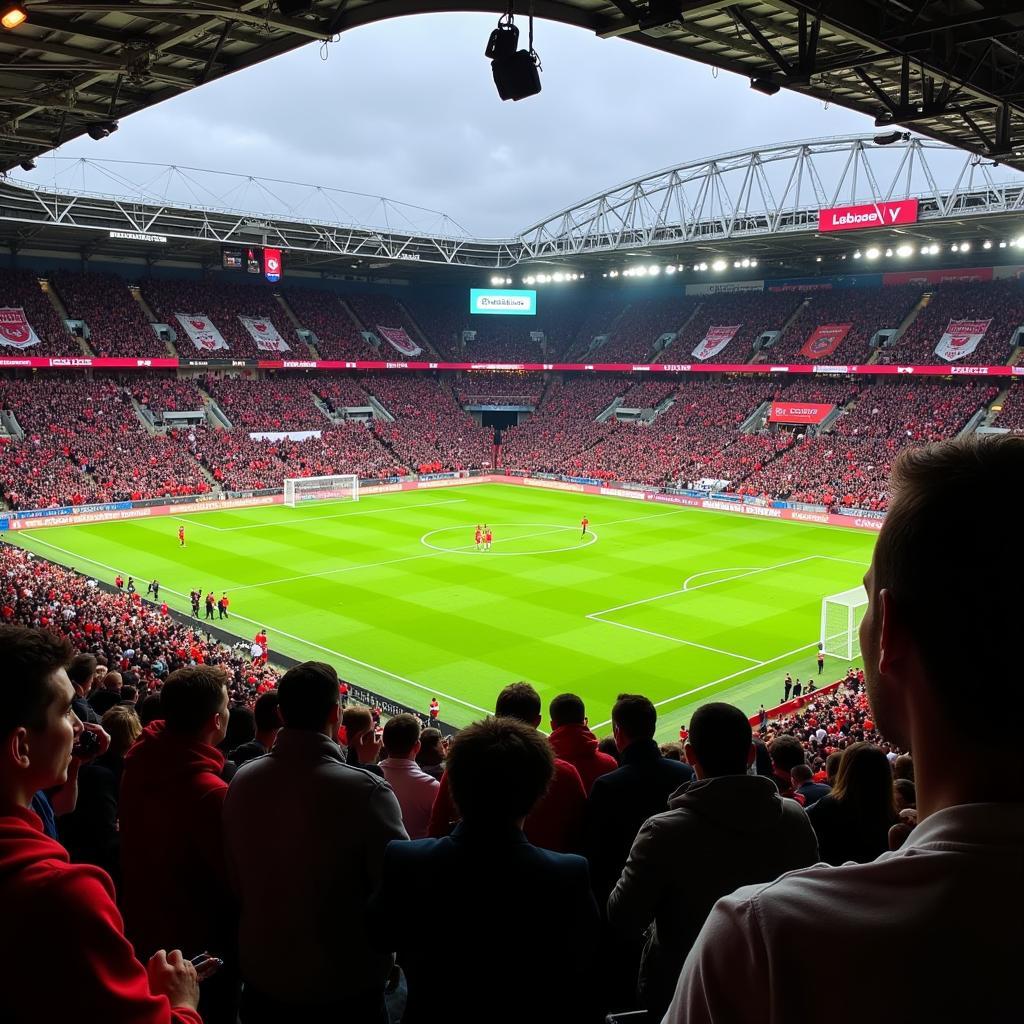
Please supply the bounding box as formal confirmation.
[685,280,763,296]
[768,402,835,425]
[377,325,422,356]
[933,318,992,362]
[238,316,291,352]
[818,198,919,232]
[0,307,41,349]
[174,313,229,351]
[263,247,282,283]
[799,323,852,359]
[692,325,741,361]
[883,266,993,287]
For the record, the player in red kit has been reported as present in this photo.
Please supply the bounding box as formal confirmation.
[581,516,589,538]
[474,525,482,550]
[484,527,493,551]
[178,524,186,547]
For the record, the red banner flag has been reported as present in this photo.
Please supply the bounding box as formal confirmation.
[799,323,853,359]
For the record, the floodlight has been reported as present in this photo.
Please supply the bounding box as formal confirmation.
[983,240,992,250]
[865,247,880,259]
[487,12,541,102]
[1,4,27,30]
[648,265,660,275]
[951,243,960,253]
[86,120,118,140]
[750,78,780,96]
[896,244,912,257]
[19,158,35,171]
[853,251,862,259]
[873,131,910,146]
[1000,241,1007,248]
[815,256,822,262]
[711,259,726,271]
[276,0,312,14]
[665,266,676,275]
[884,248,893,257]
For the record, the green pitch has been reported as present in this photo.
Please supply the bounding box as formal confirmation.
[9,484,876,741]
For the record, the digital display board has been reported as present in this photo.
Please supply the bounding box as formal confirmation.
[469,288,537,316]
[221,246,243,270]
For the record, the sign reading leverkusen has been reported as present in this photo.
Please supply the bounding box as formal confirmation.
[818,198,919,233]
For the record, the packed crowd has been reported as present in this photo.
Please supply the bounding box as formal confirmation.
[129,377,207,417]
[455,371,544,404]
[281,287,377,360]
[3,435,1016,1024]
[768,284,923,364]
[346,294,429,355]
[0,267,73,356]
[591,295,699,363]
[879,278,1024,365]
[201,375,330,433]
[51,271,166,359]
[992,383,1024,431]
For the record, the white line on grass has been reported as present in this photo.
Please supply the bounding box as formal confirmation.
[15,533,492,717]
[587,617,761,663]
[173,498,466,533]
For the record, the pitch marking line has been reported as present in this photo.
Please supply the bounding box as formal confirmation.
[15,533,492,717]
[171,497,466,533]
[421,524,598,557]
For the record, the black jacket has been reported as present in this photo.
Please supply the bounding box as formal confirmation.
[584,738,695,902]
[58,750,125,884]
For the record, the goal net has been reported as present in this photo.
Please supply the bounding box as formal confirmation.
[283,474,359,507]
[820,587,868,662]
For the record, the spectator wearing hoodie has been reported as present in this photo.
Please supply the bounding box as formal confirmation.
[0,624,202,1024]
[607,702,818,1019]
[118,665,236,1024]
[428,682,586,853]
[548,692,617,794]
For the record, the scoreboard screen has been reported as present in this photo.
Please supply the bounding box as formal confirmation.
[221,245,284,283]
[221,246,243,270]
[469,288,537,316]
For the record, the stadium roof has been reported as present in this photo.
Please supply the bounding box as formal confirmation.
[2,135,1023,279]
[3,2,1024,172]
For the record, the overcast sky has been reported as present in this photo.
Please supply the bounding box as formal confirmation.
[45,13,906,235]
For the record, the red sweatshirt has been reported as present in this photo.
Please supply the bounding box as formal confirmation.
[548,724,618,795]
[428,757,586,852]
[119,721,232,959]
[0,803,201,1024]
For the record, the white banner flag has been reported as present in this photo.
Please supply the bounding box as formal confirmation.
[934,318,992,362]
[377,325,422,357]
[238,315,291,352]
[174,313,229,352]
[0,307,42,350]
[692,324,741,361]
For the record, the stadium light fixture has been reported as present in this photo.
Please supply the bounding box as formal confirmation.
[896,244,913,257]
[486,8,542,102]
[951,243,960,252]
[741,258,751,268]
[960,241,971,252]
[983,240,992,250]
[873,130,911,146]
[853,250,862,259]
[815,256,822,262]
[884,248,893,257]
[609,270,618,278]
[750,77,780,96]
[1,4,27,30]
[86,120,118,140]
[711,259,726,271]
[865,247,880,259]
[665,266,675,275]
[699,262,708,271]
[19,158,35,171]
[648,265,660,275]
[553,272,564,282]
[750,259,758,267]
[1000,241,1008,248]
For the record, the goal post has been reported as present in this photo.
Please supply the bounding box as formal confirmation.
[283,474,359,507]
[820,587,868,662]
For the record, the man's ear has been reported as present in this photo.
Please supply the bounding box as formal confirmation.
[877,589,908,677]
[683,741,698,767]
[328,703,342,727]
[745,743,756,767]
[4,727,31,770]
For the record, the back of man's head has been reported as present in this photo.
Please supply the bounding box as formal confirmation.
[687,702,753,777]
[67,652,97,693]
[277,661,339,732]
[791,763,813,786]
[869,437,1024,747]
[103,671,122,692]
[382,713,421,759]
[342,705,372,739]
[825,749,843,786]
[447,716,554,824]
[893,753,914,782]
[160,666,228,736]
[769,734,805,773]
[417,727,445,766]
[612,693,657,745]
[0,625,74,740]
[253,690,281,734]
[549,693,585,728]
[139,693,162,726]
[495,682,541,726]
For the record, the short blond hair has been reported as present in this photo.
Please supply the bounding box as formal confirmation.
[101,704,142,755]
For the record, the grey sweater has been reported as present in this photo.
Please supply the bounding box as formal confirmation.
[223,728,408,1002]
[607,773,818,1018]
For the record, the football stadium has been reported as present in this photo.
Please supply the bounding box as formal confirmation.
[0,3,1019,1023]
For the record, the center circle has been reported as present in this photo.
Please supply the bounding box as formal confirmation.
[420,523,599,557]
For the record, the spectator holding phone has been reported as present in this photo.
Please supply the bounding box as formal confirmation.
[0,624,203,1023]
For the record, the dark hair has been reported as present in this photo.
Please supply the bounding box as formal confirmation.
[549,693,585,727]
[689,702,752,776]
[893,777,916,808]
[119,684,138,706]
[833,742,898,825]
[612,693,657,742]
[769,734,806,773]
[222,705,255,751]
[495,682,541,723]
[791,763,813,785]
[0,626,74,736]
[874,437,1024,738]
[160,666,228,734]
[277,661,339,731]
[597,736,620,762]
[893,753,914,782]
[382,713,422,759]
[416,727,445,767]
[342,705,373,738]
[447,716,554,823]
[139,693,162,726]
[825,750,843,785]
[67,652,97,689]
[659,742,682,761]
[253,690,281,733]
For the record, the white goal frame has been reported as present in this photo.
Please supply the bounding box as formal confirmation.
[283,474,359,507]
[820,587,868,662]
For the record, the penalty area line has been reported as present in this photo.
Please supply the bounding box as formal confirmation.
[14,533,491,718]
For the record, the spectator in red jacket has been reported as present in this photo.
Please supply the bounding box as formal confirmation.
[119,665,236,1023]
[768,735,807,805]
[0,624,202,1024]
[429,682,586,852]
[548,692,618,794]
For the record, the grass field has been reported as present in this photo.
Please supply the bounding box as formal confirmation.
[9,483,876,741]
